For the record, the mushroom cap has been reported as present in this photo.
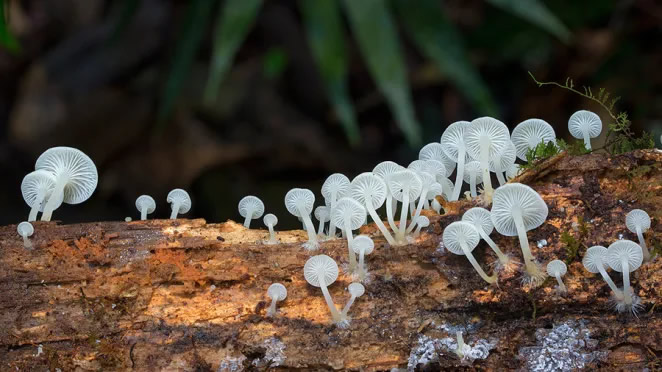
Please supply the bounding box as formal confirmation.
[267,283,287,301]
[568,110,602,140]
[135,195,156,214]
[442,221,480,255]
[351,235,374,255]
[582,245,608,273]
[167,189,192,213]
[625,209,650,233]
[462,161,484,184]
[387,170,423,202]
[321,173,350,201]
[438,177,454,200]
[17,221,34,237]
[351,172,387,209]
[606,240,643,272]
[284,188,315,217]
[21,170,63,212]
[238,196,265,219]
[489,140,517,172]
[511,119,557,160]
[263,213,278,227]
[348,282,365,297]
[491,183,548,236]
[423,160,448,179]
[330,197,366,230]
[505,163,522,181]
[440,120,471,161]
[314,206,330,222]
[462,207,494,235]
[464,117,511,161]
[546,259,567,276]
[372,161,404,180]
[303,255,339,287]
[35,147,98,204]
[425,183,442,200]
[419,143,454,176]
[416,215,430,228]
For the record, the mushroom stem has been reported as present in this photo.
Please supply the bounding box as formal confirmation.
[385,195,398,232]
[596,263,623,300]
[554,273,567,292]
[140,206,148,221]
[22,234,32,249]
[328,191,338,238]
[341,294,357,319]
[170,200,181,219]
[469,172,477,198]
[636,227,651,261]
[266,297,278,317]
[41,175,68,221]
[398,185,411,240]
[317,218,325,236]
[582,127,592,150]
[621,256,632,305]
[451,147,466,201]
[267,224,277,243]
[460,238,497,283]
[477,229,510,267]
[414,224,423,237]
[494,160,507,186]
[407,185,429,234]
[318,275,342,322]
[296,205,318,248]
[29,191,46,222]
[479,136,494,197]
[242,210,253,228]
[431,198,441,214]
[455,331,465,359]
[358,250,367,281]
[365,199,396,245]
[343,219,357,270]
[512,207,545,282]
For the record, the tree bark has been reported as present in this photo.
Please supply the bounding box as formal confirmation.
[1,150,661,371]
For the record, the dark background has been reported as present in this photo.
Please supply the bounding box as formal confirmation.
[0,0,660,227]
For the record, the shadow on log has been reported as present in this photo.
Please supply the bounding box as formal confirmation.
[1,150,661,371]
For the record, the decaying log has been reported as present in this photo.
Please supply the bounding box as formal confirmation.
[1,150,661,371]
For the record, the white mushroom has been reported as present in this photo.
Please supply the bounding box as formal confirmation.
[413,216,429,237]
[17,222,34,249]
[463,161,483,198]
[304,255,342,323]
[489,140,517,186]
[285,188,319,250]
[406,171,435,234]
[443,221,497,284]
[505,163,522,181]
[568,110,602,150]
[606,240,643,309]
[419,142,455,178]
[238,196,265,228]
[582,245,623,301]
[546,259,567,293]
[440,121,470,201]
[511,119,556,161]
[35,147,98,221]
[373,161,404,232]
[263,213,279,244]
[167,189,192,219]
[351,172,396,245]
[386,170,422,242]
[321,174,351,238]
[266,283,287,317]
[462,207,512,270]
[21,170,63,222]
[330,197,366,271]
[314,206,330,237]
[625,209,651,261]
[135,195,156,221]
[341,282,365,321]
[464,117,510,198]
[351,235,374,281]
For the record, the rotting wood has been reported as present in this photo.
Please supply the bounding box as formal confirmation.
[1,150,661,371]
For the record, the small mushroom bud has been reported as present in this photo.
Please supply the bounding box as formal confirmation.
[135,195,156,221]
[167,189,192,219]
[351,235,374,281]
[238,196,265,229]
[341,282,365,321]
[263,214,279,244]
[443,221,497,284]
[304,255,342,323]
[625,209,651,261]
[314,206,330,237]
[17,222,34,249]
[546,259,567,293]
[413,216,429,237]
[266,283,287,317]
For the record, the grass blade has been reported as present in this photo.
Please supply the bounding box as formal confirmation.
[203,0,262,105]
[300,0,360,146]
[0,0,20,54]
[342,0,421,147]
[486,0,571,43]
[157,0,215,128]
[394,0,497,116]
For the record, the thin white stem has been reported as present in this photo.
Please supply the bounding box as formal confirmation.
[621,257,631,305]
[22,234,32,249]
[460,238,496,283]
[431,199,441,214]
[42,175,67,221]
[170,201,181,219]
[366,200,395,245]
[318,275,342,323]
[477,229,508,265]
[343,219,356,270]
[424,200,430,210]
[479,137,494,197]
[582,128,592,150]
[341,295,356,318]
[636,227,650,261]
[267,297,278,317]
[385,195,398,232]
[317,219,325,236]
[29,192,45,222]
[512,207,544,280]
[470,172,477,198]
[297,205,318,247]
[414,225,422,237]
[267,224,277,243]
[243,211,253,228]
[455,331,465,358]
[140,207,148,221]
[407,185,428,234]
[398,186,410,240]
[328,191,338,238]
[451,147,465,201]
[555,273,567,292]
[596,263,623,300]
[495,160,506,186]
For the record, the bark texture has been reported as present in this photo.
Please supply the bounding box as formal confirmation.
[1,150,661,371]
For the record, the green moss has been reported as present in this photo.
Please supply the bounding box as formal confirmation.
[561,231,580,263]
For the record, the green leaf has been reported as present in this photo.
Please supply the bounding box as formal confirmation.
[262,47,288,80]
[486,0,571,43]
[394,0,497,116]
[300,0,360,146]
[342,0,421,147]
[157,0,215,128]
[0,0,20,54]
[203,0,262,105]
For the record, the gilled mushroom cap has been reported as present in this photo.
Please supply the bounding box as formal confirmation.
[303,255,339,287]
[263,213,278,226]
[321,174,350,201]
[284,188,315,217]
[167,189,192,213]
[625,209,651,233]
[505,163,522,181]
[351,235,374,255]
[135,195,156,214]
[351,172,387,209]
[330,197,366,230]
[419,143,454,176]
[440,120,471,161]
[416,216,430,228]
[606,240,643,272]
[489,140,517,172]
[462,161,484,184]
[438,177,454,200]
[425,183,442,200]
[267,283,287,301]
[238,196,265,219]
[568,110,602,140]
[511,119,556,160]
[546,259,567,276]
[464,117,511,161]
[17,221,34,237]
[348,282,365,297]
[582,245,608,273]
[35,147,98,204]
[21,170,63,212]
[491,183,548,236]
[372,161,404,180]
[387,170,423,202]
[423,160,448,179]
[462,207,494,235]
[442,221,480,255]
[314,206,330,222]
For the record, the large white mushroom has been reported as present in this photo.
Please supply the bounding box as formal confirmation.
[285,188,319,250]
[440,121,470,201]
[351,172,396,245]
[510,118,556,161]
[464,117,510,199]
[568,110,602,150]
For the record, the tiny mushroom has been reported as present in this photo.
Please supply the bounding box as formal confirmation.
[489,140,517,186]
[321,173,351,238]
[351,235,375,281]
[462,207,512,271]
[330,197,367,271]
[463,161,483,198]
[413,215,429,237]
[351,172,396,245]
[440,121,470,201]
[568,110,602,150]
[21,170,62,222]
[17,222,34,249]
[387,169,422,242]
[443,221,497,284]
[606,240,643,309]
[304,255,342,323]
[373,161,404,232]
[464,117,511,198]
[263,214,279,244]
[455,331,468,359]
[419,142,455,178]
[167,189,191,219]
[266,283,287,317]
[546,259,568,293]
[625,209,651,261]
[510,119,556,161]
[582,245,624,300]
[341,282,365,321]
[135,195,156,221]
[238,196,265,228]
[285,188,319,250]
[314,206,330,237]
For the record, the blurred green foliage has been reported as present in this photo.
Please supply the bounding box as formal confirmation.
[0,0,20,54]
